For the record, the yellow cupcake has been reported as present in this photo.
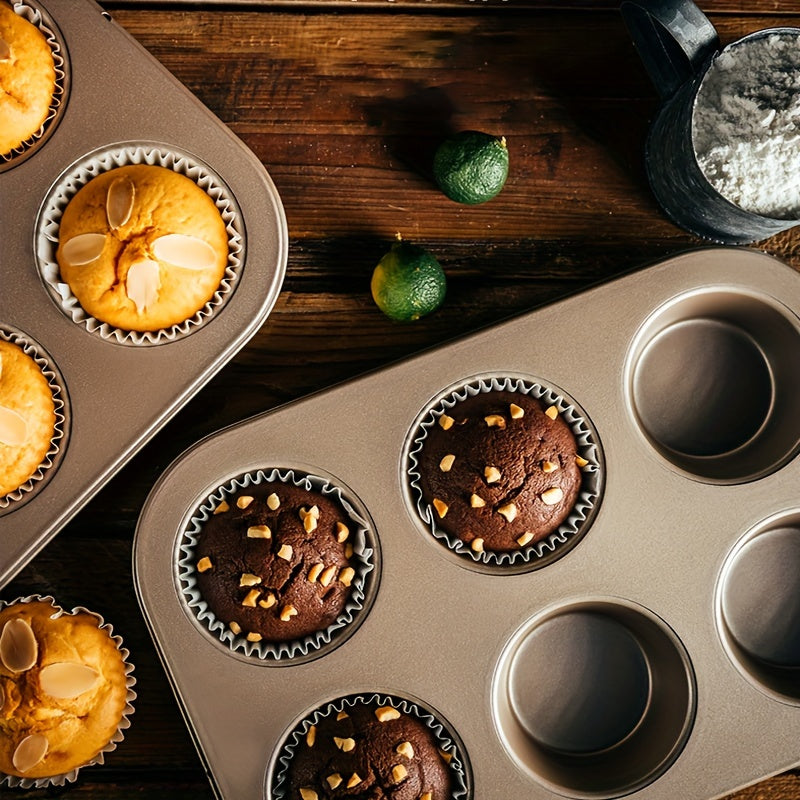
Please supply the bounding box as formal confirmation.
[0,340,56,498]
[0,599,130,779]
[56,165,229,332]
[0,5,56,156]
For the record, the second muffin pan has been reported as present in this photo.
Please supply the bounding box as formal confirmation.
[0,0,288,587]
[134,248,800,799]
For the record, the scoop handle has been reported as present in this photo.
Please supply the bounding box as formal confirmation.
[620,0,719,98]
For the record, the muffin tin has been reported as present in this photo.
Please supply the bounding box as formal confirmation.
[0,0,288,587]
[134,247,800,799]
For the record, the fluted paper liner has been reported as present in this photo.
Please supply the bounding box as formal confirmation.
[407,374,603,568]
[0,594,136,789]
[271,692,471,800]
[35,142,245,345]
[0,2,68,170]
[0,326,69,512]
[178,468,377,663]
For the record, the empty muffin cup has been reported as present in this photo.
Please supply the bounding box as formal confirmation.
[493,598,696,798]
[625,287,800,482]
[717,510,800,703]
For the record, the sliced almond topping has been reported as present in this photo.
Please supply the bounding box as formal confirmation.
[541,487,564,505]
[470,493,486,508]
[484,465,501,483]
[0,619,38,672]
[258,593,276,609]
[0,38,10,61]
[319,565,337,587]
[196,556,213,573]
[266,492,280,510]
[576,455,589,468]
[484,414,506,428]
[277,544,293,561]
[299,789,318,800]
[509,403,524,419]
[471,538,485,553]
[0,353,3,381]
[334,736,355,752]
[247,525,271,539]
[279,604,297,621]
[0,684,4,712]
[439,454,456,472]
[396,741,415,759]
[308,563,324,582]
[246,632,262,642]
[498,502,518,522]
[213,500,230,515]
[125,258,161,313]
[306,725,316,747]
[517,531,534,547]
[236,495,254,509]
[391,764,408,783]
[0,406,28,446]
[241,589,261,607]
[339,567,355,587]
[438,414,454,431]
[152,233,217,270]
[39,662,99,699]
[61,232,106,266]
[432,498,448,518]
[545,405,559,420]
[347,773,362,789]
[335,522,350,543]
[229,621,242,635]
[327,773,343,789]
[106,175,135,229]
[542,460,559,473]
[375,705,401,722]
[12,733,48,774]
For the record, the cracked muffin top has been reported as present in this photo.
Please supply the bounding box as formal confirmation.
[416,389,584,553]
[194,481,357,643]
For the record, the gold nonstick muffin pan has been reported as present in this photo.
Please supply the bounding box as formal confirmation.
[135,248,800,799]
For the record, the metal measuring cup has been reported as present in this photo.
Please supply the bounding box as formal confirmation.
[621,0,800,244]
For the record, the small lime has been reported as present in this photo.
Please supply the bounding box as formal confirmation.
[371,238,446,322]
[433,130,509,205]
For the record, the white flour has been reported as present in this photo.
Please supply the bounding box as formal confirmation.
[692,31,800,219]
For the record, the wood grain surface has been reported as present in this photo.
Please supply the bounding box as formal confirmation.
[4,1,800,797]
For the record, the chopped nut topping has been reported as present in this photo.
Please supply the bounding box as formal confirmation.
[277,544,293,561]
[484,414,506,428]
[339,567,355,587]
[246,632,262,642]
[301,509,318,533]
[438,414,455,431]
[439,454,456,472]
[347,773,362,789]
[236,495,254,509]
[392,764,408,783]
[239,573,262,587]
[241,589,261,608]
[542,460,559,473]
[545,405,559,420]
[497,502,518,522]
[420,794,433,800]
[247,524,271,539]
[484,465,501,483]
[196,556,213,573]
[470,493,486,508]
[266,492,280,510]
[344,543,354,559]
[213,500,229,515]
[334,736,356,752]
[308,563,324,582]
[432,498,449,518]
[327,774,343,789]
[306,725,316,747]
[509,403,524,419]
[319,565,337,587]
[471,538,485,553]
[576,455,589,468]
[258,594,276,609]
[336,711,349,721]
[229,621,242,635]
[517,531,534,547]
[280,604,298,621]
[336,522,350,543]
[375,705,401,722]
[439,748,453,763]
[541,487,564,505]
[300,789,318,800]
[396,741,415,759]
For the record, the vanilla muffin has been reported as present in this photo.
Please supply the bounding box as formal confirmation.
[0,4,56,156]
[56,164,229,332]
[0,599,130,779]
[0,339,56,498]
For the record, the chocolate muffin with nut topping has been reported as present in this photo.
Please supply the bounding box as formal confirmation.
[417,389,585,553]
[287,699,452,800]
[194,482,357,643]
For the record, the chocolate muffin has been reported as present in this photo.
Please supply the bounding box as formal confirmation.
[416,389,584,553]
[287,699,452,800]
[194,481,358,643]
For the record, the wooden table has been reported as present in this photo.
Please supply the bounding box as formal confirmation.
[4,1,800,797]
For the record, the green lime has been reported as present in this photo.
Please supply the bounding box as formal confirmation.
[371,238,446,322]
[433,130,509,205]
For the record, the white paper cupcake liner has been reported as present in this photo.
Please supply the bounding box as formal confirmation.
[178,468,378,663]
[0,2,69,169]
[34,141,245,345]
[0,594,136,789]
[271,692,471,800]
[407,374,603,569]
[0,325,69,512]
